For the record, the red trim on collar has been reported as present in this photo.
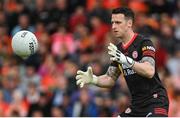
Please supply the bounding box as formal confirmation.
[122,33,138,50]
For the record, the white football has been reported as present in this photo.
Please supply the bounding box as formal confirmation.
[11,30,38,59]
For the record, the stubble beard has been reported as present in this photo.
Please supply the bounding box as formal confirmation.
[116,33,124,42]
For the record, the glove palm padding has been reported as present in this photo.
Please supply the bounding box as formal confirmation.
[76,67,97,88]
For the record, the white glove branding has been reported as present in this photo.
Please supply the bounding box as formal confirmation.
[108,43,135,68]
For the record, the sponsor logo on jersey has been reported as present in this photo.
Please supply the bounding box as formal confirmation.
[123,68,136,76]
[142,46,155,52]
[121,64,136,76]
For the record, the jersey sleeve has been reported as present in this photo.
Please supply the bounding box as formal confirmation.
[141,40,156,59]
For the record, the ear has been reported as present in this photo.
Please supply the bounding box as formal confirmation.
[127,19,133,28]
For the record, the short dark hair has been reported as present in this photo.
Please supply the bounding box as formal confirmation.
[112,7,135,23]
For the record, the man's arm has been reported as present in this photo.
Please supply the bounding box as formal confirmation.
[108,42,155,79]
[132,39,156,79]
[95,66,121,88]
[76,66,121,88]
[132,57,155,79]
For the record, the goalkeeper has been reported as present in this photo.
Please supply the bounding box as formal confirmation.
[76,7,169,117]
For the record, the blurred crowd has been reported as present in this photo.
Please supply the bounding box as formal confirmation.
[0,0,180,117]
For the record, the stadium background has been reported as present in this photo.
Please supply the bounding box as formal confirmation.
[0,0,180,117]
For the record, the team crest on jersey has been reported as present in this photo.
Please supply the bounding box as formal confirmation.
[132,51,138,59]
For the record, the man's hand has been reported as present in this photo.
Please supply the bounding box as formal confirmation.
[76,67,98,88]
[108,43,135,68]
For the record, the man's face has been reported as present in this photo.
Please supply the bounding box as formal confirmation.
[111,14,131,38]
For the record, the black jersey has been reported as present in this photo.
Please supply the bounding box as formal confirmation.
[112,34,169,112]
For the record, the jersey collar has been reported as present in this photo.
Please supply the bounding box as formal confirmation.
[122,33,138,50]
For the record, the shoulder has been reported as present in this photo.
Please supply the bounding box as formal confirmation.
[136,34,152,43]
[135,34,154,47]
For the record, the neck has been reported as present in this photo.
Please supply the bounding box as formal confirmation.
[122,30,135,45]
